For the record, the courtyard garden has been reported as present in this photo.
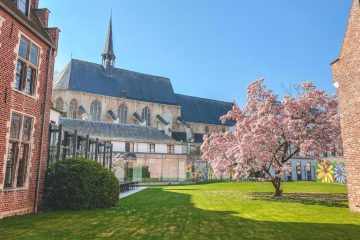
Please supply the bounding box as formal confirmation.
[1,182,360,239]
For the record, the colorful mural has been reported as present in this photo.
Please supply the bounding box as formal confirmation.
[315,160,346,184]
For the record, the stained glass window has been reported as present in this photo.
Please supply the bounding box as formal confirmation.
[55,97,64,111]
[90,100,102,121]
[142,107,151,126]
[69,99,78,119]
[118,104,127,124]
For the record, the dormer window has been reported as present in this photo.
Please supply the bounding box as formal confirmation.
[14,0,30,16]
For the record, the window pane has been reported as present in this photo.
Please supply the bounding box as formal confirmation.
[142,107,151,126]
[17,144,29,187]
[30,44,39,66]
[4,142,17,188]
[10,113,22,140]
[25,67,34,95]
[69,99,78,119]
[118,104,127,124]
[22,116,32,142]
[18,37,29,59]
[18,0,28,15]
[90,101,102,121]
[55,97,64,111]
[14,61,24,90]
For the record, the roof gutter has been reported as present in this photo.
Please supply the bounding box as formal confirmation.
[34,47,53,213]
[0,2,55,48]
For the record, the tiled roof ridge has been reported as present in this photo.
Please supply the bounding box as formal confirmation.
[175,93,233,105]
[70,58,171,81]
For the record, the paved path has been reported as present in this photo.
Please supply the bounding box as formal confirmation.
[119,187,147,199]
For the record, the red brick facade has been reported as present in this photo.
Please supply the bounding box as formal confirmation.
[332,0,360,213]
[0,0,58,218]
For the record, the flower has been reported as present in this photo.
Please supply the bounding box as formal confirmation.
[334,162,346,184]
[316,162,334,183]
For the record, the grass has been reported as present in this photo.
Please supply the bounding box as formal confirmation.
[1,182,360,239]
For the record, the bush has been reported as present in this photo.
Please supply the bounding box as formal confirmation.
[45,158,120,210]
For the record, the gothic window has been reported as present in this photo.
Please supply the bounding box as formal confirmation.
[68,99,78,119]
[142,107,151,126]
[55,97,64,111]
[5,112,33,188]
[205,126,210,135]
[90,100,102,121]
[118,103,128,124]
[14,36,39,96]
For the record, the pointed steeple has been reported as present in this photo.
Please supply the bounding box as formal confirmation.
[102,13,116,72]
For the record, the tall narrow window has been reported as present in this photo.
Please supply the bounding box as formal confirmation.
[14,36,39,96]
[205,126,210,135]
[55,97,64,112]
[90,100,102,121]
[125,142,134,152]
[5,113,32,188]
[142,107,151,126]
[118,103,128,124]
[296,162,302,181]
[167,145,174,154]
[68,99,78,119]
[148,144,155,153]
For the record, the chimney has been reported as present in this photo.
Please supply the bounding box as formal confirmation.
[47,27,60,54]
[35,8,50,27]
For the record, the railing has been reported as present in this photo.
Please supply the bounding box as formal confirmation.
[47,123,113,170]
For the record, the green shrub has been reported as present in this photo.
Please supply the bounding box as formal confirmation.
[45,158,120,210]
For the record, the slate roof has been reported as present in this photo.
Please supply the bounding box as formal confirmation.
[0,0,54,46]
[59,118,179,144]
[54,59,178,105]
[175,94,234,126]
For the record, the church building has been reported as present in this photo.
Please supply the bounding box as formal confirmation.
[52,16,233,155]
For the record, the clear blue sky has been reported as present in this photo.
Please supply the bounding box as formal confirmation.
[40,0,352,106]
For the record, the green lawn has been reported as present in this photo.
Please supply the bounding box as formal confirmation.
[1,182,360,239]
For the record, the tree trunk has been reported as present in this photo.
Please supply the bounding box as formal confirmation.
[272,177,283,197]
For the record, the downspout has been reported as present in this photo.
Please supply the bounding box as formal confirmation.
[34,47,53,213]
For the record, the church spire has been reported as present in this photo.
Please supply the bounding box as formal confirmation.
[102,13,116,72]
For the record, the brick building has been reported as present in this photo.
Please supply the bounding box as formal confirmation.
[331,0,360,213]
[0,0,59,218]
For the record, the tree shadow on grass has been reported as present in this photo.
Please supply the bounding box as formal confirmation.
[0,188,359,240]
[250,192,349,208]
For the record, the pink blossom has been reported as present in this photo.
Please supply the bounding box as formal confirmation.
[201,79,342,196]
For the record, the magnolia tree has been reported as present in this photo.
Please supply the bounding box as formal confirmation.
[201,79,341,196]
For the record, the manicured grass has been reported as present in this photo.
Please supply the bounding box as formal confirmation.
[1,182,360,239]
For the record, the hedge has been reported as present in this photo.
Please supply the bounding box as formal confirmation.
[45,158,120,210]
